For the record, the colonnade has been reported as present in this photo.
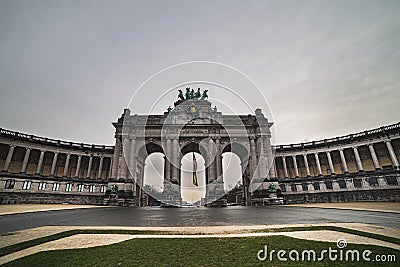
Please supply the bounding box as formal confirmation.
[1,144,112,180]
[276,139,399,179]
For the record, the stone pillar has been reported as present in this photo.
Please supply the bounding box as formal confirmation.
[385,140,400,170]
[257,137,268,179]
[171,138,179,183]
[75,155,82,178]
[368,144,381,170]
[339,149,348,173]
[215,138,223,180]
[208,138,216,182]
[97,155,104,179]
[118,137,129,180]
[326,151,335,174]
[108,157,113,180]
[130,137,137,181]
[292,155,299,178]
[2,145,15,172]
[21,148,31,173]
[87,155,93,178]
[282,156,289,178]
[265,134,276,178]
[36,150,45,175]
[353,147,364,172]
[250,138,257,179]
[111,136,121,178]
[50,152,59,176]
[314,152,322,176]
[63,153,71,177]
[165,138,171,181]
[303,154,310,177]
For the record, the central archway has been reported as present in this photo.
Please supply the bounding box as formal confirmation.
[179,142,208,205]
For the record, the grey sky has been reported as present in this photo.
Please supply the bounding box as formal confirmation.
[1,0,399,146]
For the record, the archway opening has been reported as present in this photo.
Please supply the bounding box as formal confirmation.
[222,152,242,192]
[180,152,206,205]
[143,152,164,205]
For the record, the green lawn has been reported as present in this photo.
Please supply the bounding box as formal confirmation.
[3,236,399,267]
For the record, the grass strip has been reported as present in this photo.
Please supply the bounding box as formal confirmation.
[1,226,399,258]
[3,236,400,267]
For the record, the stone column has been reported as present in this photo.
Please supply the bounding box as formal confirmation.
[111,136,121,179]
[97,155,104,179]
[63,153,71,177]
[326,151,335,174]
[368,144,381,170]
[353,147,364,172]
[108,157,113,180]
[130,137,137,181]
[314,152,322,176]
[257,137,268,179]
[165,138,171,181]
[215,138,223,180]
[385,140,400,170]
[339,149,348,173]
[282,156,289,178]
[118,137,129,180]
[171,138,179,183]
[250,138,257,179]
[2,145,15,172]
[75,155,82,178]
[21,148,31,173]
[292,155,299,178]
[36,150,45,175]
[87,155,93,178]
[50,152,59,176]
[208,138,216,182]
[303,154,310,177]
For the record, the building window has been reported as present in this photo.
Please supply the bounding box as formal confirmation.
[77,184,84,192]
[290,184,297,192]
[367,177,379,187]
[22,181,32,190]
[100,185,106,193]
[385,176,398,186]
[313,182,320,191]
[89,185,95,193]
[279,184,286,192]
[38,182,46,191]
[353,179,362,188]
[65,183,73,192]
[301,182,308,191]
[325,181,333,190]
[338,180,347,189]
[52,183,60,191]
[5,179,15,189]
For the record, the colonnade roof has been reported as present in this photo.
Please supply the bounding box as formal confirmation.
[0,128,114,153]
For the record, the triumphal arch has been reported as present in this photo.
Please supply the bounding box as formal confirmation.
[108,88,277,206]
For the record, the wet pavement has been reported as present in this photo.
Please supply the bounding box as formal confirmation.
[0,206,399,234]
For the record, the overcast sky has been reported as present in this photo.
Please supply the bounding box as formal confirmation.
[1,0,399,146]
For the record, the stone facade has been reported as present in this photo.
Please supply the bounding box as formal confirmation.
[109,98,275,206]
